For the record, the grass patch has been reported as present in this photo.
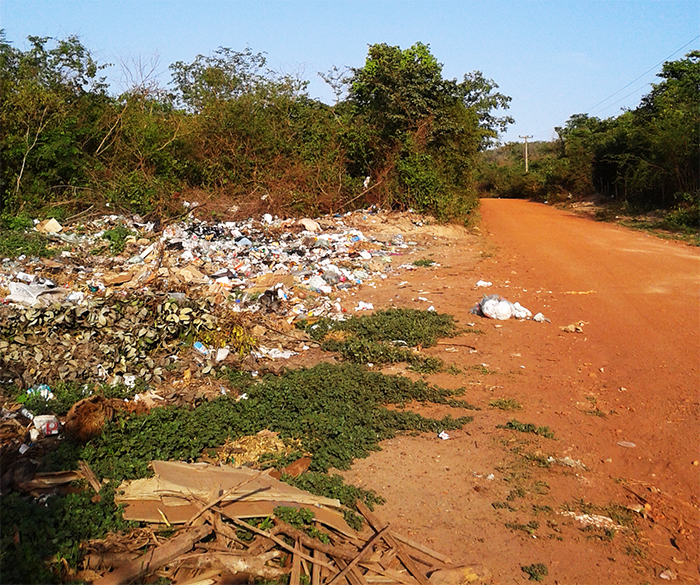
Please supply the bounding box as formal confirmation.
[505,520,539,535]
[500,419,555,439]
[47,363,473,481]
[489,398,522,411]
[300,308,457,370]
[412,258,435,267]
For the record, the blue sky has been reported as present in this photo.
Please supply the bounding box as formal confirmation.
[2,0,698,143]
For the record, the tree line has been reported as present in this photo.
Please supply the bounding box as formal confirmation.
[2,33,696,228]
[479,51,699,228]
[0,34,512,224]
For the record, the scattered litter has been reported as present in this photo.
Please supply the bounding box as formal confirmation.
[215,347,230,362]
[35,218,63,234]
[564,290,596,295]
[560,321,587,333]
[533,312,551,323]
[617,441,636,448]
[438,431,450,440]
[32,414,60,437]
[560,511,622,531]
[659,569,678,580]
[193,341,209,355]
[471,294,532,320]
[475,280,492,287]
[547,456,586,469]
[355,301,374,311]
[26,384,54,400]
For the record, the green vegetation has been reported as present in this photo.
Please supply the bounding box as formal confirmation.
[501,419,555,439]
[0,484,134,585]
[412,258,435,267]
[505,520,539,535]
[478,51,699,231]
[521,563,548,581]
[45,362,472,480]
[101,224,135,254]
[300,308,458,371]
[489,397,522,411]
[1,34,515,224]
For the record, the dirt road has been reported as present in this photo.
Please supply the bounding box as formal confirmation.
[338,199,700,584]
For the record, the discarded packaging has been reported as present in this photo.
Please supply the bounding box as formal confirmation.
[475,280,492,287]
[533,312,551,323]
[32,414,60,436]
[36,218,63,234]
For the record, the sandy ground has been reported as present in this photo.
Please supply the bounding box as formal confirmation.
[330,199,700,584]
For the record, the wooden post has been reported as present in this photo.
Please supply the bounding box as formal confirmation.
[519,135,533,173]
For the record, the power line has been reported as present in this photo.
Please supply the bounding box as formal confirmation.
[586,34,700,115]
[593,81,655,116]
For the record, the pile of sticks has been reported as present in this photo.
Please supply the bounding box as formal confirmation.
[85,499,452,585]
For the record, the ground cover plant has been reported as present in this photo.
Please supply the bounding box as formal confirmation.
[46,362,473,481]
[300,308,459,371]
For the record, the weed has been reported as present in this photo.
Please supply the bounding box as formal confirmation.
[532,504,552,515]
[470,364,494,375]
[489,398,522,411]
[412,258,435,267]
[506,487,526,501]
[445,364,462,375]
[284,472,385,509]
[16,381,138,417]
[492,501,516,511]
[520,452,551,468]
[505,520,539,535]
[0,229,55,258]
[101,225,135,254]
[500,419,555,439]
[302,308,456,347]
[521,563,548,581]
[274,507,330,543]
[0,483,134,584]
[48,363,473,481]
[300,309,456,370]
[582,525,616,542]
[584,408,607,418]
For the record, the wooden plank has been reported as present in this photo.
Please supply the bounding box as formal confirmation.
[290,539,302,585]
[312,525,325,585]
[355,501,429,585]
[217,507,338,574]
[333,557,368,585]
[391,532,452,565]
[328,526,388,585]
[359,564,420,585]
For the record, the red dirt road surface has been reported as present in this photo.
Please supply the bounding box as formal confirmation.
[337,199,700,584]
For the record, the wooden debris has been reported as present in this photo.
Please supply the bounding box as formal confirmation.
[93,524,212,585]
[80,460,456,585]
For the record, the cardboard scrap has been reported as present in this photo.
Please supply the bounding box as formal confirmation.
[246,273,295,295]
[36,218,63,234]
[116,461,349,530]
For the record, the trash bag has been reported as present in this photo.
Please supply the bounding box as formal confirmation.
[470,294,532,320]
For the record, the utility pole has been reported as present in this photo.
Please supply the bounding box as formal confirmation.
[519,135,533,173]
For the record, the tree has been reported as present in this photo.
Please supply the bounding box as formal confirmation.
[345,42,512,219]
[0,33,109,212]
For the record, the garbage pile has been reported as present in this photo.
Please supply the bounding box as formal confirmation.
[0,209,424,390]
